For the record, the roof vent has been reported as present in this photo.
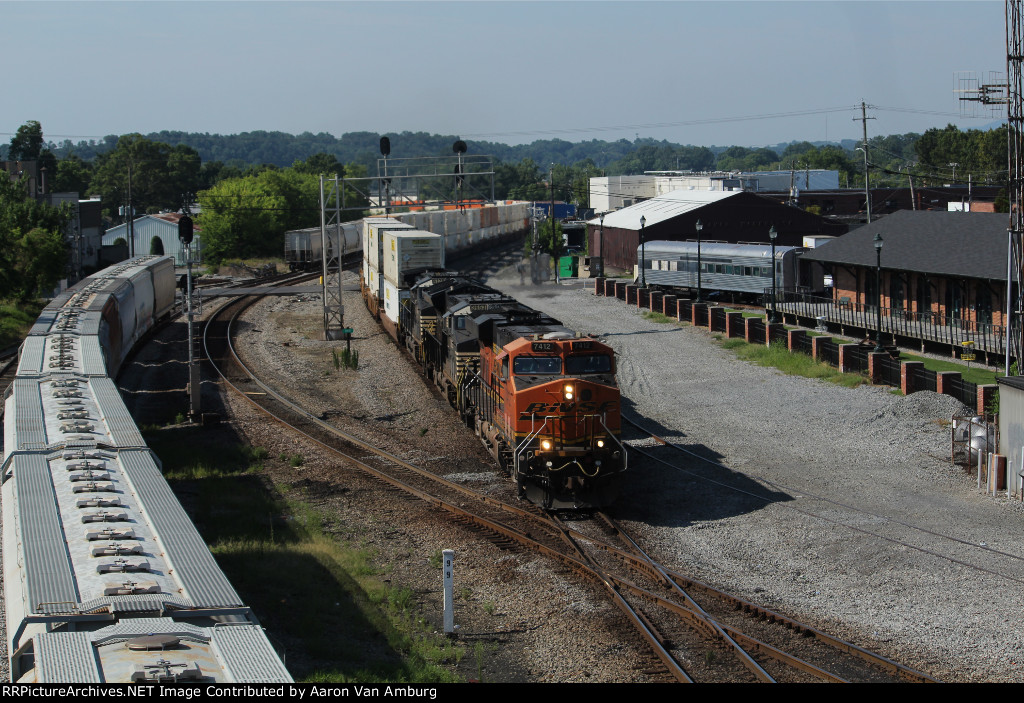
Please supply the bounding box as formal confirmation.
[126,635,180,651]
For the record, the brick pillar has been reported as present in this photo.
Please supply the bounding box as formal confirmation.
[901,360,924,395]
[649,291,663,311]
[787,328,806,352]
[662,294,677,316]
[725,311,744,338]
[936,371,961,396]
[838,343,859,373]
[593,276,606,295]
[977,384,999,415]
[625,285,637,304]
[811,336,832,362]
[637,288,649,308]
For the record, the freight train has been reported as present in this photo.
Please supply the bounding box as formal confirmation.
[637,240,824,303]
[2,256,292,683]
[284,201,530,271]
[361,218,626,509]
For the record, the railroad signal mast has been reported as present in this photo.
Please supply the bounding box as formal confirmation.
[956,1,1023,373]
[317,138,496,341]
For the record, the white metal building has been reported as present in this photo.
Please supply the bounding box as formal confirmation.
[103,214,201,265]
[590,170,840,212]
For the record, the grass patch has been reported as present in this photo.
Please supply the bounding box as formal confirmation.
[0,299,45,349]
[146,424,466,683]
[721,339,867,388]
[641,310,677,324]
[899,352,999,386]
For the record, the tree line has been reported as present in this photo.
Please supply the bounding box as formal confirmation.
[1,119,1011,278]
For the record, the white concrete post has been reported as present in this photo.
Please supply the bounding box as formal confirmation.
[442,549,454,634]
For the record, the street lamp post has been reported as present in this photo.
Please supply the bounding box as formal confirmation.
[874,233,884,353]
[695,219,703,303]
[639,215,647,288]
[598,212,605,278]
[768,225,780,323]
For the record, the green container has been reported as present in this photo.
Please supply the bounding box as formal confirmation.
[558,256,578,278]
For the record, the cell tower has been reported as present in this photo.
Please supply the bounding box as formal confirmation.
[955,1,1023,371]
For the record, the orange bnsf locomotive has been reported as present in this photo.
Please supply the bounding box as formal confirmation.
[401,272,626,509]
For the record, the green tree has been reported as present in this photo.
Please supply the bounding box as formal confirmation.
[292,152,343,176]
[530,218,564,260]
[54,155,95,197]
[8,120,44,160]
[90,134,203,217]
[0,175,69,298]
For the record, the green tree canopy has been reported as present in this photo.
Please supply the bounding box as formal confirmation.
[90,134,203,216]
[0,175,69,298]
[9,120,44,161]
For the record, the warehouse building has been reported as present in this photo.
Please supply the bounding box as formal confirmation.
[587,189,843,271]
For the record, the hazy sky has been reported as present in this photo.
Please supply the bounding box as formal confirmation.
[2,0,1008,148]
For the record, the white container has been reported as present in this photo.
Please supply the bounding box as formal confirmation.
[383,230,445,284]
[382,278,409,326]
[363,218,413,275]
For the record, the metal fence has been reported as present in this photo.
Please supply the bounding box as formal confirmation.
[914,367,938,393]
[819,340,839,366]
[693,306,708,327]
[844,346,869,374]
[796,334,814,355]
[777,290,1006,356]
[946,376,979,409]
[877,355,902,387]
[747,318,764,342]
[712,307,727,330]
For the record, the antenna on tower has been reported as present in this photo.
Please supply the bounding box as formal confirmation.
[954,70,1008,117]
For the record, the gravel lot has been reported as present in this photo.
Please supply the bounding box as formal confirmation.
[487,273,1023,683]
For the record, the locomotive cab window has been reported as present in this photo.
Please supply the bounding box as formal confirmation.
[513,356,562,374]
[500,356,509,380]
[565,354,612,374]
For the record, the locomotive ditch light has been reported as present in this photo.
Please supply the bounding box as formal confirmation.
[596,439,605,448]
[541,439,553,451]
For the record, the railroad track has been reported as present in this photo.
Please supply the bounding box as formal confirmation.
[197,277,942,682]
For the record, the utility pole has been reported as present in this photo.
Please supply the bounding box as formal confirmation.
[855,101,875,223]
[127,163,135,257]
[550,164,557,284]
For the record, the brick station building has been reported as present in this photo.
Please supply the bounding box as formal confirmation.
[802,209,1014,330]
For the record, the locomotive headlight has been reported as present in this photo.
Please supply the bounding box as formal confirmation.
[541,439,553,451]
[563,383,574,400]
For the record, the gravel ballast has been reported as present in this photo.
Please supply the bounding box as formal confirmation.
[487,274,1023,683]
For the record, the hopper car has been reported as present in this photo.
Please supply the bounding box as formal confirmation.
[2,256,292,683]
